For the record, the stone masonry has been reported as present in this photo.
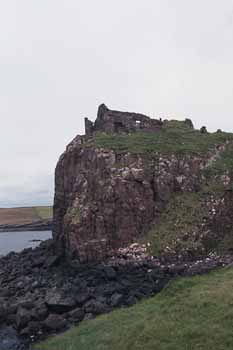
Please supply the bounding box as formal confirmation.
[84,104,163,136]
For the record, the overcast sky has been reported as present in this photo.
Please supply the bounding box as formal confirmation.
[1,0,233,207]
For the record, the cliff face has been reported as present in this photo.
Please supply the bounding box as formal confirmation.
[53,145,205,261]
[53,105,232,262]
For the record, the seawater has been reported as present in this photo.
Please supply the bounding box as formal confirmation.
[0,230,52,256]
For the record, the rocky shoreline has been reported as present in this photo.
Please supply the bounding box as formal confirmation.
[0,220,52,233]
[1,241,233,350]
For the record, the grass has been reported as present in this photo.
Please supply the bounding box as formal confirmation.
[145,192,207,257]
[64,207,81,225]
[34,267,233,350]
[93,126,233,155]
[203,142,233,178]
[34,206,53,220]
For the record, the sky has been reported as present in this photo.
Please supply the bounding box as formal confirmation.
[1,0,233,207]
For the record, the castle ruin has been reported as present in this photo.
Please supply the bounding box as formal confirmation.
[85,104,163,136]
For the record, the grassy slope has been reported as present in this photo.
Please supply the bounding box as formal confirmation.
[0,206,52,225]
[34,267,233,350]
[145,192,207,257]
[146,142,233,257]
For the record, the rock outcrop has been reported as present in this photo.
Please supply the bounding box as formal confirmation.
[53,105,229,262]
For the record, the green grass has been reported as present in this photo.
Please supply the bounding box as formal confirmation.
[93,127,233,155]
[145,192,207,257]
[34,206,53,220]
[34,267,233,350]
[65,207,81,224]
[203,142,233,178]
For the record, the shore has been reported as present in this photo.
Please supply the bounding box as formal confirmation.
[1,241,233,349]
[0,219,53,233]
[0,206,53,233]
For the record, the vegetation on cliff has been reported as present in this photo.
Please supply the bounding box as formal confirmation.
[55,109,233,262]
[82,122,233,260]
[145,142,233,259]
[93,122,233,155]
[34,267,233,350]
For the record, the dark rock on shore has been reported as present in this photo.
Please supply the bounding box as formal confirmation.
[0,326,25,350]
[0,240,233,349]
[43,314,67,332]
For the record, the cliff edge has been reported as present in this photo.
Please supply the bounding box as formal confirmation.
[53,105,233,262]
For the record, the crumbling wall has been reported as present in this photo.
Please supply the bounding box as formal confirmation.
[85,104,163,136]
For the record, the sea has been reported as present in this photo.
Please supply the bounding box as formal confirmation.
[0,230,52,256]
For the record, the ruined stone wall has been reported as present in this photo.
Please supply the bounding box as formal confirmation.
[85,104,163,136]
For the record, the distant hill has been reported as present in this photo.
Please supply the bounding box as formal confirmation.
[0,206,53,232]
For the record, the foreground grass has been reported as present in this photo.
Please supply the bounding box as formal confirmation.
[34,267,233,350]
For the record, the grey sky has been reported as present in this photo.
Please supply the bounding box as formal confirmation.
[1,0,233,207]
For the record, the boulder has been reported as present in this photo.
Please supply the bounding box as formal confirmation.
[43,314,67,331]
[16,307,32,330]
[103,266,116,280]
[68,307,85,322]
[44,255,60,268]
[110,293,123,307]
[45,289,76,313]
[84,299,108,315]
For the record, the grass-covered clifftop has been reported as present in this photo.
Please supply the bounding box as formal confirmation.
[94,121,233,155]
[34,267,233,350]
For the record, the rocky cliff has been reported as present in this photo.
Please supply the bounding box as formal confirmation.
[53,105,233,262]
